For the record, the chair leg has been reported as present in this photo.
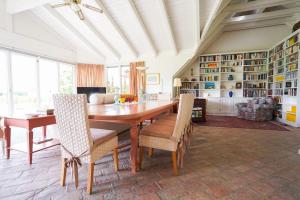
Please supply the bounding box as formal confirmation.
[113,148,119,172]
[148,148,153,157]
[74,163,79,188]
[139,146,144,169]
[87,162,95,195]
[172,151,178,176]
[60,158,67,187]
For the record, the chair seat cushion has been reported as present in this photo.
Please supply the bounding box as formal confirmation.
[141,124,173,139]
[91,128,117,146]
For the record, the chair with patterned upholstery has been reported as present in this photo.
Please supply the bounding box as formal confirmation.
[53,94,119,195]
[138,93,194,175]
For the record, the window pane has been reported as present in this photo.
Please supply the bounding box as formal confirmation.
[11,53,37,114]
[60,63,74,94]
[107,67,120,93]
[39,59,58,108]
[121,66,130,94]
[0,50,8,115]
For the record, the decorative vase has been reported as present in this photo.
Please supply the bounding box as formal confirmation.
[114,87,120,104]
[229,91,233,98]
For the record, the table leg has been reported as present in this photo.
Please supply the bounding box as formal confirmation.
[42,126,47,139]
[4,126,11,159]
[130,124,138,173]
[27,129,33,165]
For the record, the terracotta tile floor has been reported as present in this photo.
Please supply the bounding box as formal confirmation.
[1,124,300,200]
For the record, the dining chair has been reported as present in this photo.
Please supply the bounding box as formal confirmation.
[138,93,194,175]
[53,94,119,195]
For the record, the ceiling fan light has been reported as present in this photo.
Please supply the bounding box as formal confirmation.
[70,3,81,12]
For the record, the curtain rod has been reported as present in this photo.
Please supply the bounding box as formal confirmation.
[0,45,77,65]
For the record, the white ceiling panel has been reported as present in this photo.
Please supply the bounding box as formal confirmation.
[165,0,195,50]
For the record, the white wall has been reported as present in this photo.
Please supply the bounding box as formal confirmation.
[205,25,291,54]
[0,1,76,63]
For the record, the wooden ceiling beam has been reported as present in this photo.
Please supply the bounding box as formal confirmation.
[94,0,139,58]
[127,0,158,56]
[156,0,178,54]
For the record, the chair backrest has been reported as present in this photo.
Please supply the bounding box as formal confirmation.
[172,93,195,141]
[53,94,92,157]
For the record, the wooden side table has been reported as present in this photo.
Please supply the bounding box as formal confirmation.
[192,98,207,122]
[4,115,59,164]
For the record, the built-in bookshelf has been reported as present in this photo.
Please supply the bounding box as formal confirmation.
[268,30,300,126]
[179,30,300,126]
[181,50,267,98]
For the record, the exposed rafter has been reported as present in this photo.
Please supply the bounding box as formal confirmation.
[6,0,56,14]
[226,7,300,24]
[82,18,121,59]
[195,0,201,46]
[127,0,158,56]
[43,5,106,60]
[94,0,139,58]
[226,0,299,13]
[156,0,178,54]
[224,17,292,32]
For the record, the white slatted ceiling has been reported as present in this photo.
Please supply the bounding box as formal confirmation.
[165,0,195,50]
[200,0,219,32]
[101,0,153,56]
[56,6,116,59]
[133,0,170,52]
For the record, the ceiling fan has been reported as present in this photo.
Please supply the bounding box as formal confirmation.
[51,0,103,20]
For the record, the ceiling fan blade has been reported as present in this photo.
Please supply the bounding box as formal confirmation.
[82,4,103,13]
[76,9,85,20]
[51,3,71,8]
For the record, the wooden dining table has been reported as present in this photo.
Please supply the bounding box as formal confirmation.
[88,100,177,173]
[4,100,177,173]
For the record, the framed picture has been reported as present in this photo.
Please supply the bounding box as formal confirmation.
[236,82,242,89]
[146,73,160,85]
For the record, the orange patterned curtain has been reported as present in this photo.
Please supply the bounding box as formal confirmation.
[76,63,105,87]
[129,61,145,96]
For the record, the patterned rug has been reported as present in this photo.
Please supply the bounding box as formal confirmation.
[201,115,289,131]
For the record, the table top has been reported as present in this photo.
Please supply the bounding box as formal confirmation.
[88,100,176,120]
[2,100,176,120]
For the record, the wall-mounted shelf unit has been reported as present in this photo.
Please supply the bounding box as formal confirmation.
[179,30,300,126]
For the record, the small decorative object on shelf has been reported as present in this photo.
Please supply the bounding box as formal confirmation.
[229,91,233,98]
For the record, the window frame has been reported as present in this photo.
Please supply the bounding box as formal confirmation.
[0,48,76,115]
[106,64,130,94]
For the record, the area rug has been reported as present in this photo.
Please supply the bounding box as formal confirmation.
[201,115,289,131]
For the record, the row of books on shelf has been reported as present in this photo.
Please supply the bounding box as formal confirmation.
[286,44,298,55]
[244,52,267,59]
[287,34,298,48]
[200,75,219,81]
[221,68,240,72]
[286,54,298,63]
[222,54,243,61]
[243,73,267,81]
[274,89,283,96]
[244,82,266,89]
[221,61,242,66]
[243,90,267,98]
[244,65,267,72]
[200,55,220,62]
[200,68,219,73]
[286,63,298,72]
[286,71,298,80]
[200,63,218,68]
[284,88,297,96]
[275,59,284,67]
[244,60,267,65]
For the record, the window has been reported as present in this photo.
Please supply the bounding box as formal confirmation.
[11,53,38,114]
[121,66,130,94]
[59,63,74,94]
[106,65,130,93]
[106,66,120,93]
[0,49,75,115]
[0,50,8,115]
[39,58,59,108]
